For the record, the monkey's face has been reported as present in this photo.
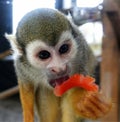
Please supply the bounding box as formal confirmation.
[26,30,78,88]
[11,8,87,89]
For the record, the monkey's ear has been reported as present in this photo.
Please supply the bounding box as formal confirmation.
[69,21,81,38]
[5,33,23,56]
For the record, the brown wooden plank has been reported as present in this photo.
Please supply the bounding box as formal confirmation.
[0,86,19,99]
[0,49,12,59]
[107,11,120,48]
[103,0,119,11]
[100,13,120,122]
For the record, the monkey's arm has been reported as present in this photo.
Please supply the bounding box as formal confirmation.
[18,81,34,122]
[67,88,112,120]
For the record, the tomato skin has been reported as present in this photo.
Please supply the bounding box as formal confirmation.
[54,74,99,97]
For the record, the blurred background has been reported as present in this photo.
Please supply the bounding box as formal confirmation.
[0,0,120,122]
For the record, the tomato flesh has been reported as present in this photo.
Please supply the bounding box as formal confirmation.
[54,74,99,97]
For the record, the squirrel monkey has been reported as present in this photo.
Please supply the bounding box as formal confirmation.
[6,8,112,122]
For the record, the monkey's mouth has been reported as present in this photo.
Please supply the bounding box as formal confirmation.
[49,76,69,88]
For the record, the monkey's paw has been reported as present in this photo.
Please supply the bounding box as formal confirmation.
[70,89,112,120]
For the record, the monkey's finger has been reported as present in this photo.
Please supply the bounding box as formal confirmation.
[82,97,105,119]
[76,96,99,119]
[90,93,112,114]
[77,96,104,119]
[77,92,112,119]
[76,104,96,119]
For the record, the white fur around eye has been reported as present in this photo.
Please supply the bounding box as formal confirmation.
[26,31,78,69]
[58,30,74,43]
[57,30,78,59]
[26,40,51,68]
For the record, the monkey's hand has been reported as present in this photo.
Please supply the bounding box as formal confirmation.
[68,88,112,120]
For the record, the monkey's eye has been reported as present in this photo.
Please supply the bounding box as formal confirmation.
[59,44,70,55]
[38,50,51,60]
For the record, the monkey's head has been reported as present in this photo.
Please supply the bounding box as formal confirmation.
[6,8,94,89]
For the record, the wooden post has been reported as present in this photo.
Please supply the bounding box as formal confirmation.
[0,86,19,99]
[100,12,120,122]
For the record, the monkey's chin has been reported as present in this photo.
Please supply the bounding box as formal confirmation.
[49,76,69,88]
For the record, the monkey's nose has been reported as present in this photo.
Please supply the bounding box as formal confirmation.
[50,65,67,75]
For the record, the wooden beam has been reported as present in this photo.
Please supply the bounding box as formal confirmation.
[0,49,12,59]
[0,86,19,99]
[107,11,120,48]
[103,0,119,11]
[100,12,120,122]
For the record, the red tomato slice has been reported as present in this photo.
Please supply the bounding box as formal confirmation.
[54,74,99,97]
